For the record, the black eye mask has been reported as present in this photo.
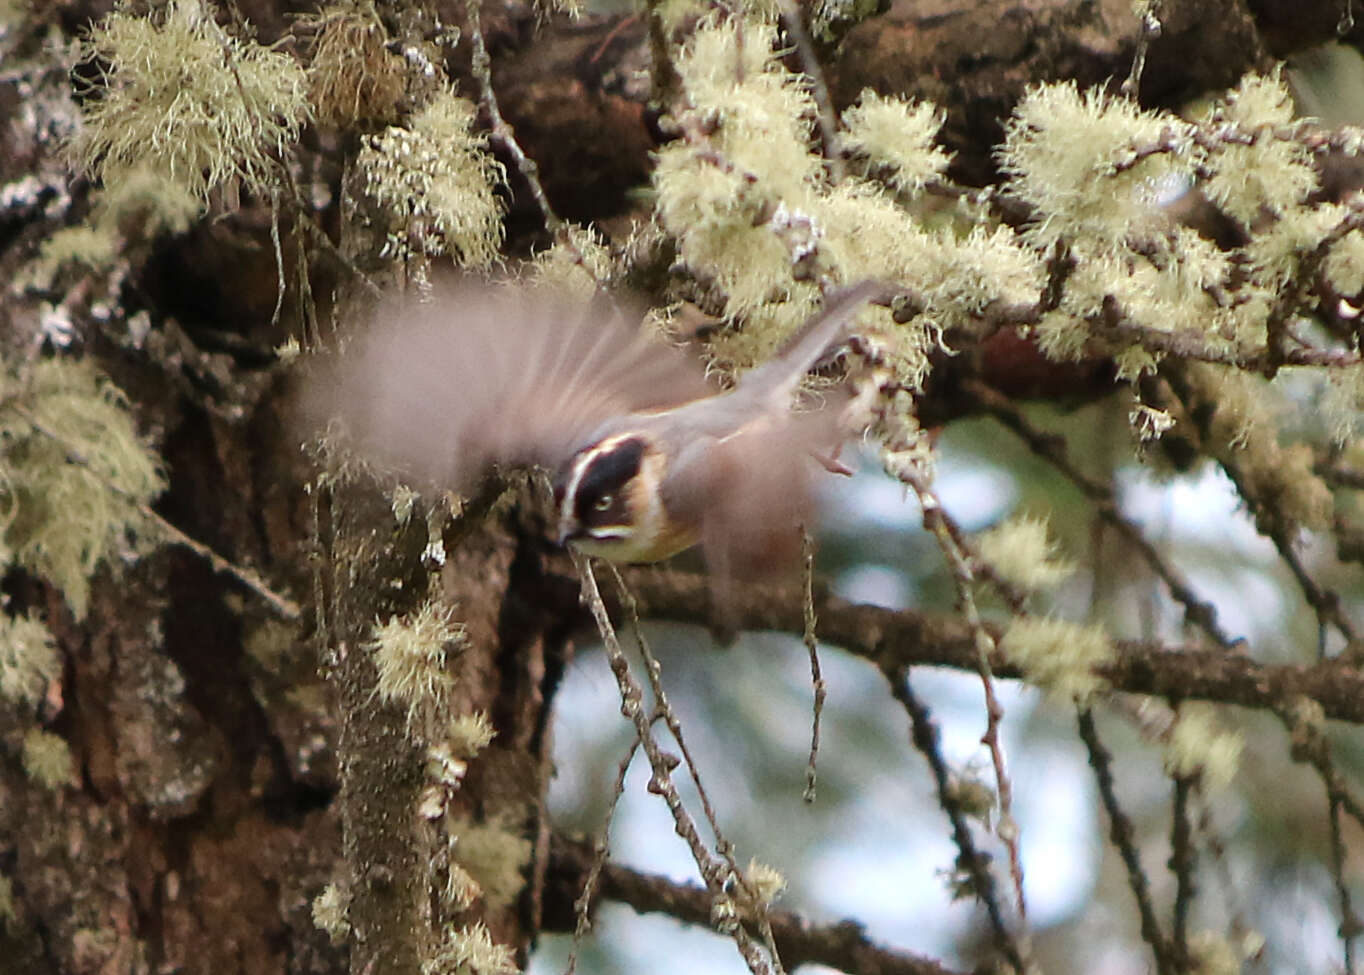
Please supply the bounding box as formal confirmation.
[572,437,646,524]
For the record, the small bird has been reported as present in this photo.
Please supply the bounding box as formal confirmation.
[302,279,882,573]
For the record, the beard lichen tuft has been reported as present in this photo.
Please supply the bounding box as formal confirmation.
[358,91,506,267]
[0,614,58,708]
[0,358,166,619]
[71,0,309,206]
[368,599,467,721]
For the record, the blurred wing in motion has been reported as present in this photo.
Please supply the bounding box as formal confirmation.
[297,282,710,491]
[664,405,844,580]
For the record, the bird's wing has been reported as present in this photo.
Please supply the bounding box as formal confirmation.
[721,281,886,417]
[667,280,886,442]
[661,407,839,578]
[296,281,710,492]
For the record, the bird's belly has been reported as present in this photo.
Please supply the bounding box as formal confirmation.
[570,521,698,563]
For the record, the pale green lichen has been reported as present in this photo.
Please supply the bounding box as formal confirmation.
[1129,403,1176,443]
[426,742,467,791]
[22,727,74,790]
[72,0,309,204]
[441,860,481,911]
[1190,367,1333,534]
[652,19,823,319]
[529,225,615,296]
[1187,930,1242,975]
[447,816,532,911]
[358,91,506,267]
[422,921,517,975]
[311,882,351,942]
[975,514,1074,593]
[368,600,466,719]
[391,483,418,527]
[1242,202,1346,295]
[998,616,1114,702]
[1164,703,1243,791]
[0,358,166,618]
[0,873,13,929]
[0,614,58,708]
[301,1,405,128]
[242,619,299,673]
[998,81,1185,250]
[447,711,496,758]
[842,90,951,196]
[946,766,995,823]
[1322,227,1364,296]
[1201,70,1317,226]
[737,859,786,914]
[1321,363,1364,445]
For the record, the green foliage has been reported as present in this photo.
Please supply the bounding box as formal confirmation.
[358,91,506,267]
[0,613,58,708]
[0,358,166,618]
[72,0,308,204]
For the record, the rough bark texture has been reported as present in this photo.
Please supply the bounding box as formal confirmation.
[0,0,1355,973]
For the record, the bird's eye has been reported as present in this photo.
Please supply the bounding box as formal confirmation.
[593,494,614,511]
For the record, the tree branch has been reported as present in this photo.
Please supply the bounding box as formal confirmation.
[613,568,1364,724]
[545,833,969,975]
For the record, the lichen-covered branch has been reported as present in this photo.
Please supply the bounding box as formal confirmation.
[617,568,1364,724]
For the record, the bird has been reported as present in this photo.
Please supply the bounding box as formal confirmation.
[300,278,883,574]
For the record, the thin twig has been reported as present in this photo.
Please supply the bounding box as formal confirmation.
[269,189,286,326]
[801,530,825,803]
[548,831,969,975]
[905,474,1031,938]
[885,667,1025,973]
[1169,771,1197,966]
[617,565,1364,724]
[465,0,562,234]
[1328,794,1359,973]
[564,736,640,975]
[572,551,775,975]
[774,0,844,180]
[1099,315,1362,372]
[1224,458,1359,650]
[284,164,383,302]
[604,564,787,974]
[1274,702,1364,963]
[966,379,1235,648]
[1276,705,1364,838]
[1076,707,1174,975]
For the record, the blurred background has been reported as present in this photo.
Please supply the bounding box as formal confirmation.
[530,391,1364,974]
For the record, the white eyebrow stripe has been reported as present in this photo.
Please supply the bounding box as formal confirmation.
[556,433,637,541]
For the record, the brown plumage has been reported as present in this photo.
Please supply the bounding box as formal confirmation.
[299,279,882,574]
